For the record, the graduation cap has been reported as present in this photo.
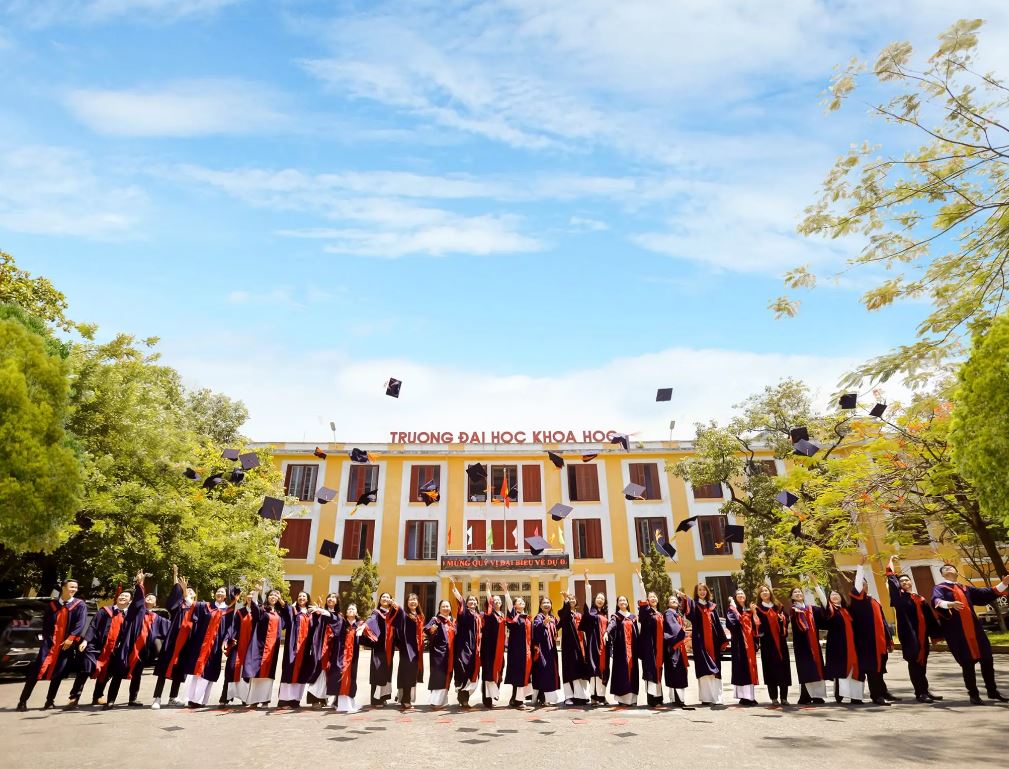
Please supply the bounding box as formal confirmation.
[239,452,260,471]
[655,534,676,559]
[356,488,377,506]
[466,463,488,482]
[623,482,646,500]
[549,503,573,521]
[547,451,565,469]
[793,439,819,457]
[202,472,224,490]
[182,467,201,481]
[222,448,240,461]
[656,387,673,402]
[775,490,799,508]
[789,427,809,443]
[581,453,598,462]
[258,496,284,521]
[230,468,246,485]
[385,378,402,398]
[839,393,857,410]
[869,402,887,418]
[789,522,807,539]
[316,486,337,504]
[675,515,699,533]
[609,434,630,451]
[724,524,744,544]
[418,479,440,506]
[319,539,339,559]
[525,535,549,556]
[349,448,371,463]
[314,447,327,459]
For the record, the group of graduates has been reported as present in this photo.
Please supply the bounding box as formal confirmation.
[15,555,1009,713]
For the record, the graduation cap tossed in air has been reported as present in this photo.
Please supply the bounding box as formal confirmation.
[350,488,377,514]
[869,402,887,418]
[203,472,224,490]
[222,448,241,461]
[182,467,201,481]
[466,463,488,482]
[319,539,339,559]
[385,378,402,398]
[623,482,646,501]
[239,452,260,471]
[775,490,799,508]
[656,387,673,402]
[549,503,574,521]
[789,427,809,444]
[655,534,677,559]
[547,451,565,469]
[316,486,337,504]
[418,479,440,507]
[581,453,598,462]
[609,434,630,451]
[525,535,550,556]
[258,496,284,521]
[230,468,246,485]
[724,524,744,544]
[349,448,372,464]
[793,439,819,458]
[675,515,699,533]
[314,447,327,459]
[839,393,857,410]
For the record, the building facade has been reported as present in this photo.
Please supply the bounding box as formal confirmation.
[258,440,950,620]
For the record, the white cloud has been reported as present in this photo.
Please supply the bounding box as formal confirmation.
[163,338,910,443]
[568,215,608,232]
[1,0,244,25]
[0,145,145,238]
[65,79,287,137]
[225,285,343,308]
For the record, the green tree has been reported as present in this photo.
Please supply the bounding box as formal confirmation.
[0,251,73,331]
[951,311,1009,532]
[639,543,673,606]
[345,550,380,615]
[0,309,82,553]
[184,387,249,445]
[777,19,1009,387]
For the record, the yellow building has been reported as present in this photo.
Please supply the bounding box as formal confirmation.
[256,439,950,619]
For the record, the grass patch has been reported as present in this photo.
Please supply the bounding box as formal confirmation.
[987,631,1009,646]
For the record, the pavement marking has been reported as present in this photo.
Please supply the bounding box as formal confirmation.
[459,739,489,744]
[329,736,354,742]
[497,728,518,733]
[325,724,347,730]
[364,725,386,730]
[539,730,556,735]
[161,726,184,732]
[613,731,637,738]
[457,727,479,732]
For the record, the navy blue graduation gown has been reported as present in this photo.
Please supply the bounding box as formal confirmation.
[241,602,282,680]
[606,612,639,696]
[682,597,726,678]
[78,604,125,681]
[557,603,588,683]
[931,581,1000,666]
[154,584,197,682]
[578,603,609,684]
[788,604,825,683]
[504,609,532,687]
[224,606,254,686]
[110,582,148,678]
[848,586,891,676]
[662,609,689,689]
[481,605,506,685]
[395,610,425,688]
[425,614,456,691]
[362,605,399,686]
[280,605,315,684]
[33,597,88,681]
[531,613,561,693]
[887,569,940,666]
[725,603,759,687]
[821,602,863,681]
[753,604,791,686]
[185,594,240,683]
[453,604,482,689]
[332,618,362,698]
[305,609,337,686]
[636,601,664,686]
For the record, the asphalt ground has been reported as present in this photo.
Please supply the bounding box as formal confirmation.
[4,650,1007,769]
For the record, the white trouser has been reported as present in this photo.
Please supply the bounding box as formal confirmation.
[588,677,607,698]
[185,675,214,706]
[837,676,865,700]
[279,683,306,703]
[563,679,589,701]
[429,689,449,706]
[645,681,662,697]
[245,678,273,705]
[533,688,565,705]
[337,695,360,713]
[803,680,827,699]
[397,686,416,703]
[665,686,686,702]
[484,681,500,700]
[458,678,479,694]
[308,671,329,700]
[510,684,531,700]
[734,684,755,700]
[226,680,249,701]
[697,675,723,704]
[612,692,637,705]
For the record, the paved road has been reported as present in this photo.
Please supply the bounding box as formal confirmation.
[4,651,1007,769]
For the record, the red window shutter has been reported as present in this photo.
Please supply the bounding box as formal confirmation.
[363,521,375,558]
[491,520,503,551]
[644,464,660,500]
[343,521,361,559]
[404,521,414,559]
[409,466,421,500]
[467,520,486,552]
[522,465,542,502]
[586,519,602,558]
[629,463,645,487]
[583,465,600,501]
[279,518,311,559]
[287,580,305,601]
[523,519,541,540]
[284,465,294,496]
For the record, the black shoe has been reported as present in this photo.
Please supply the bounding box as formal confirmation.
[769,699,779,706]
[128,701,143,708]
[870,697,890,706]
[186,702,201,709]
[16,702,27,712]
[811,698,826,704]
[988,692,1009,703]
[883,692,902,702]
[850,699,864,705]
[482,699,492,709]
[969,694,984,705]
[797,696,811,704]
[834,696,843,703]
[915,694,934,703]
[780,698,790,706]
[63,700,79,711]
[102,703,112,710]
[42,701,55,711]
[926,692,943,701]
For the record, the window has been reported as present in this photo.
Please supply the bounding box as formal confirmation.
[490,465,518,503]
[521,464,542,502]
[347,465,380,503]
[334,580,353,607]
[467,465,488,502]
[692,482,724,499]
[408,465,441,501]
[705,576,735,609]
[405,582,438,620]
[698,516,728,555]
[523,519,543,543]
[748,459,778,476]
[628,463,662,500]
[287,579,305,601]
[573,519,603,559]
[574,578,608,608]
[279,518,311,559]
[466,520,487,552]
[634,517,669,557]
[342,520,375,560]
[404,520,439,560]
[911,566,937,598]
[284,464,319,501]
[490,520,518,551]
[567,464,600,502]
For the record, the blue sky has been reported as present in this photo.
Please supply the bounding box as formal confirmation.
[2,1,1005,441]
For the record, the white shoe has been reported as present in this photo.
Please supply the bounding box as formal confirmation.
[151,700,161,710]
[169,697,186,707]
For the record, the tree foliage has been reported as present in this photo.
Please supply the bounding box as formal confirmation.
[639,542,673,606]
[0,251,73,332]
[778,19,1009,387]
[184,388,249,445]
[345,550,380,616]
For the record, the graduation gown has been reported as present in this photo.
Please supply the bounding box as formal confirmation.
[557,603,588,683]
[578,603,609,684]
[110,582,148,678]
[636,601,664,686]
[425,614,456,691]
[185,598,239,682]
[788,604,825,684]
[662,609,689,689]
[754,604,791,687]
[154,584,197,682]
[453,605,483,689]
[78,604,125,681]
[725,603,759,687]
[481,604,506,685]
[362,606,399,686]
[504,608,532,687]
[332,618,362,697]
[33,597,88,681]
[931,581,1001,666]
[606,611,639,696]
[394,610,425,689]
[279,605,315,685]
[682,597,726,678]
[241,602,282,680]
[531,613,561,693]
[821,603,863,681]
[306,609,337,687]
[887,570,940,666]
[848,586,891,676]
[224,606,255,686]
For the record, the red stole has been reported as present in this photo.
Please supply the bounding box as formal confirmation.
[738,609,759,684]
[620,614,634,679]
[948,583,981,661]
[909,593,929,665]
[38,600,72,680]
[838,607,859,679]
[759,606,784,658]
[491,610,505,680]
[340,621,358,695]
[793,605,824,679]
[127,613,156,674]
[231,610,253,682]
[290,611,313,682]
[94,607,124,680]
[469,609,483,682]
[165,603,196,678]
[258,611,280,677]
[851,591,889,670]
[319,623,334,672]
[438,615,456,679]
[193,607,225,678]
[696,601,716,661]
[596,612,608,677]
